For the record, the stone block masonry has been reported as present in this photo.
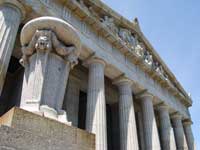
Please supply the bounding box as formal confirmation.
[0,107,95,150]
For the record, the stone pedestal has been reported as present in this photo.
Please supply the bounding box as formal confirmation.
[157,104,176,150]
[140,93,161,150]
[114,77,139,150]
[171,113,188,150]
[183,119,195,150]
[19,17,81,123]
[0,107,95,150]
[0,0,25,94]
[85,57,107,150]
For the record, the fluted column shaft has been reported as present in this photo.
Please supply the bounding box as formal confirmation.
[140,94,161,150]
[183,120,195,150]
[86,58,107,150]
[0,1,24,94]
[114,78,139,150]
[136,112,145,150]
[63,76,80,127]
[157,105,176,150]
[171,114,188,150]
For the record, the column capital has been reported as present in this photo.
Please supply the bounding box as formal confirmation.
[136,90,154,100]
[83,53,106,67]
[112,74,133,86]
[171,112,182,120]
[183,119,193,126]
[156,102,169,112]
[0,0,26,20]
[87,57,106,66]
[20,17,81,68]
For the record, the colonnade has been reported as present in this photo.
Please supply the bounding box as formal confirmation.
[0,1,195,150]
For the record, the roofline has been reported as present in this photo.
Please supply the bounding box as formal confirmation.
[85,0,192,104]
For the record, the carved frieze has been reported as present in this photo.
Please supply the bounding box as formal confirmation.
[100,16,119,35]
[76,0,100,19]
[118,28,136,49]
[74,1,173,86]
[77,0,90,14]
[135,42,145,58]
[153,61,168,80]
[144,51,153,67]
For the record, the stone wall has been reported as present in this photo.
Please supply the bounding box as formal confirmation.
[0,107,95,150]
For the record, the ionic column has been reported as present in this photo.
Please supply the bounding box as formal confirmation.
[0,0,25,94]
[20,17,81,123]
[171,113,188,150]
[183,119,195,150]
[157,104,176,150]
[140,93,161,150]
[113,77,139,150]
[63,76,81,127]
[85,57,107,150]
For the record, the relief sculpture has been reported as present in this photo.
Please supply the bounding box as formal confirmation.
[20,29,78,68]
[100,16,119,35]
[119,28,136,49]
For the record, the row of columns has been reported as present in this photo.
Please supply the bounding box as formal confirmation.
[0,1,195,150]
[83,57,194,150]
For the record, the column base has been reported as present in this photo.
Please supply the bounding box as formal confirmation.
[40,105,71,125]
[20,102,40,115]
[21,105,71,125]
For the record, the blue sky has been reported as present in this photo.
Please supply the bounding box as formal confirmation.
[102,0,200,148]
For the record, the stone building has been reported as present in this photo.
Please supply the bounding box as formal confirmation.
[0,0,195,150]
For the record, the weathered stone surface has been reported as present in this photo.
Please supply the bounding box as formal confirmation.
[183,120,195,150]
[0,0,24,94]
[63,76,81,127]
[136,111,145,150]
[0,0,195,150]
[157,104,176,150]
[140,93,161,150]
[171,113,188,150]
[113,77,139,150]
[85,57,107,150]
[19,0,191,118]
[0,107,95,150]
[20,17,81,123]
